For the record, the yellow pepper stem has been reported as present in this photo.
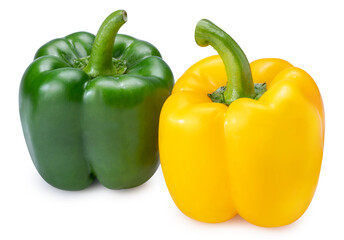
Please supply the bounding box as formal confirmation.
[195,19,255,105]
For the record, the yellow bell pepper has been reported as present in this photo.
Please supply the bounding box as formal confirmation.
[159,19,324,227]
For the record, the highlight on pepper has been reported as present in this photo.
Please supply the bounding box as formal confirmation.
[159,19,324,227]
[19,10,174,190]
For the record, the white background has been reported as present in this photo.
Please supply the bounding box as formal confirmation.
[1,0,343,239]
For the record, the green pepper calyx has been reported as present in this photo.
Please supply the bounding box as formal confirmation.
[74,56,127,75]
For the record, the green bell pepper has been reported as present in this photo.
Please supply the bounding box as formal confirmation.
[19,10,174,190]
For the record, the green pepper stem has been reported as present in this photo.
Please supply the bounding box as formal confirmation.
[195,19,255,105]
[84,10,127,78]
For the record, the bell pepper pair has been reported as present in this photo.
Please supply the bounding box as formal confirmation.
[20,10,324,227]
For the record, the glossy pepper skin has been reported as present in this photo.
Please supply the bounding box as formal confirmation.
[159,19,324,227]
[19,10,174,190]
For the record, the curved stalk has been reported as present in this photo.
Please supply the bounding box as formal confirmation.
[195,19,255,105]
[84,10,127,78]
